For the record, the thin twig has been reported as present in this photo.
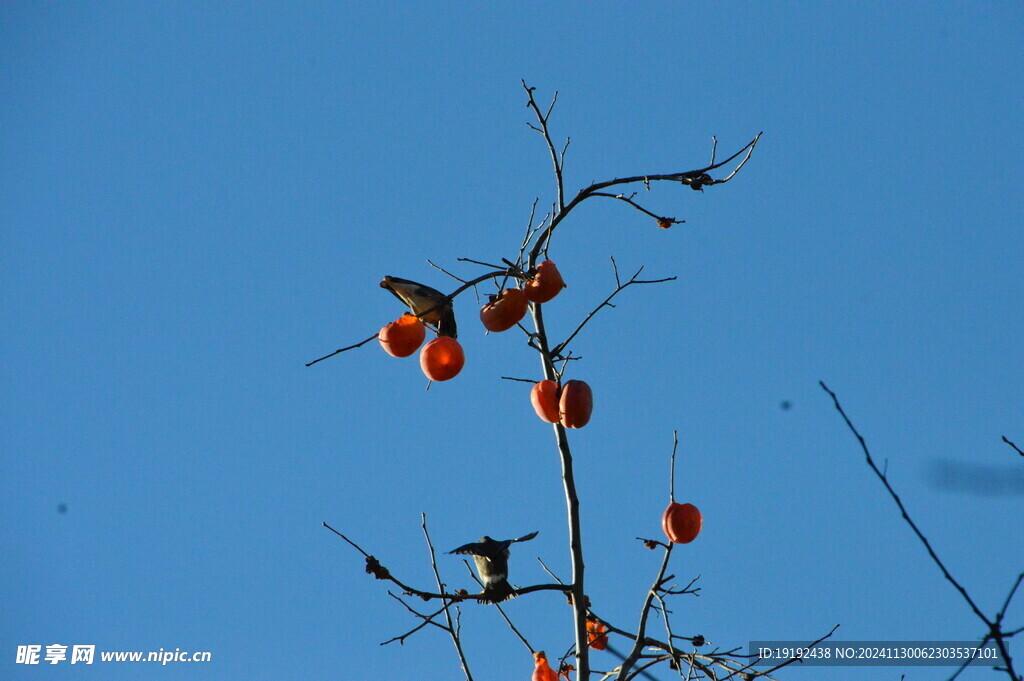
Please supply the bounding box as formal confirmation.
[323,521,565,603]
[422,514,474,681]
[307,269,511,366]
[427,259,468,284]
[714,132,761,184]
[525,131,763,264]
[617,545,673,680]
[537,557,564,585]
[999,572,1024,622]
[1003,435,1024,457]
[819,382,989,623]
[306,334,377,366]
[752,624,840,679]
[457,257,507,270]
[515,199,541,271]
[652,593,683,677]
[591,191,684,226]
[459,561,535,653]
[947,635,993,681]
[523,81,565,214]
[669,431,679,503]
[552,260,676,357]
[380,594,451,645]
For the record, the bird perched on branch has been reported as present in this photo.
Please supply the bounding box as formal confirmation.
[380,276,457,338]
[448,531,538,603]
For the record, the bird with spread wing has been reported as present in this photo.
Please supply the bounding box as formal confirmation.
[448,531,538,603]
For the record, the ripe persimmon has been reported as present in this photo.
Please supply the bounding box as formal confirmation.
[378,313,426,358]
[419,337,465,381]
[559,379,592,428]
[523,260,566,304]
[480,288,528,332]
[586,618,608,650]
[532,652,559,681]
[662,502,702,544]
[531,380,560,423]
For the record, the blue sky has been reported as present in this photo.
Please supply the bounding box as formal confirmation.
[2,3,1022,680]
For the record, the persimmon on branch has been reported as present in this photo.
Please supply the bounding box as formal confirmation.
[305,268,512,366]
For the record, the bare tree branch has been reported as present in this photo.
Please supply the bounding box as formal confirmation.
[422,514,474,681]
[821,382,1022,681]
[551,258,676,358]
[459,560,535,654]
[819,383,988,621]
[591,191,684,227]
[1003,435,1024,457]
[519,92,761,266]
[999,572,1024,622]
[617,545,674,680]
[323,521,567,604]
[306,268,512,366]
[427,259,468,285]
[380,594,451,645]
[306,334,378,367]
[523,81,566,214]
[669,431,679,503]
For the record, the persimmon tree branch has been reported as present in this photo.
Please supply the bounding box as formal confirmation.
[521,82,761,267]
[590,191,683,227]
[616,545,674,680]
[305,334,378,366]
[819,383,987,619]
[551,257,676,359]
[523,81,566,214]
[519,83,761,681]
[422,513,474,681]
[306,268,513,366]
[528,296,591,676]
[380,594,452,646]
[739,624,841,680]
[458,560,536,654]
[322,521,569,605]
[669,431,679,503]
[820,382,1021,681]
[1003,435,1024,457]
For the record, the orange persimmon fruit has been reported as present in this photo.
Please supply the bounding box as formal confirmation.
[531,380,560,423]
[523,260,566,304]
[559,379,593,429]
[532,651,559,681]
[378,313,426,358]
[480,288,528,332]
[419,337,465,381]
[662,502,702,544]
[586,618,608,650]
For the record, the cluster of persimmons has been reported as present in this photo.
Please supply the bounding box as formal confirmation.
[376,260,595,430]
[374,258,701,678]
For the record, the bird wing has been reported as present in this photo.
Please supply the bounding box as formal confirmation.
[380,276,457,338]
[380,276,444,308]
[510,531,539,544]
[448,541,488,556]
